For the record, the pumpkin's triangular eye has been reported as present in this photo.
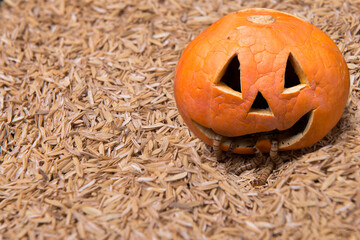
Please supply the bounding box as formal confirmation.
[219,55,241,92]
[283,53,308,94]
[250,91,269,110]
[284,54,301,88]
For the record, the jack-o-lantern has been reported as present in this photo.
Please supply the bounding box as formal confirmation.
[174,9,349,158]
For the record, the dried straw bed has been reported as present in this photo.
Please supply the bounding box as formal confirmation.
[0,0,359,239]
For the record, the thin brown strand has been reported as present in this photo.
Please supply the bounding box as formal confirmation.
[251,140,282,186]
[235,160,259,175]
[253,146,263,159]
[235,146,264,174]
[226,141,235,156]
[251,160,275,186]
[270,140,283,165]
[213,135,223,161]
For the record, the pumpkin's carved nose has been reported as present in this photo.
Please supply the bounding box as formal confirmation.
[251,91,269,110]
[248,91,273,115]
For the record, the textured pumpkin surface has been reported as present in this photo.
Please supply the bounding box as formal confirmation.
[174,8,349,153]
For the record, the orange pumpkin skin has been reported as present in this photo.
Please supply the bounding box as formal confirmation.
[174,9,349,154]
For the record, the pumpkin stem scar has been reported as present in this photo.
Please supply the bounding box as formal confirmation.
[247,15,275,24]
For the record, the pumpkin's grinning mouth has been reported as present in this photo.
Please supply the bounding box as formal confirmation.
[192,110,314,150]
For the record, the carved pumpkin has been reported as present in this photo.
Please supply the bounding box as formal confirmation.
[174,9,349,154]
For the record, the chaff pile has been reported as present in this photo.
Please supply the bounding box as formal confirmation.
[0,0,359,239]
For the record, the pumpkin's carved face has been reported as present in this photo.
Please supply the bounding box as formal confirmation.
[174,9,349,153]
